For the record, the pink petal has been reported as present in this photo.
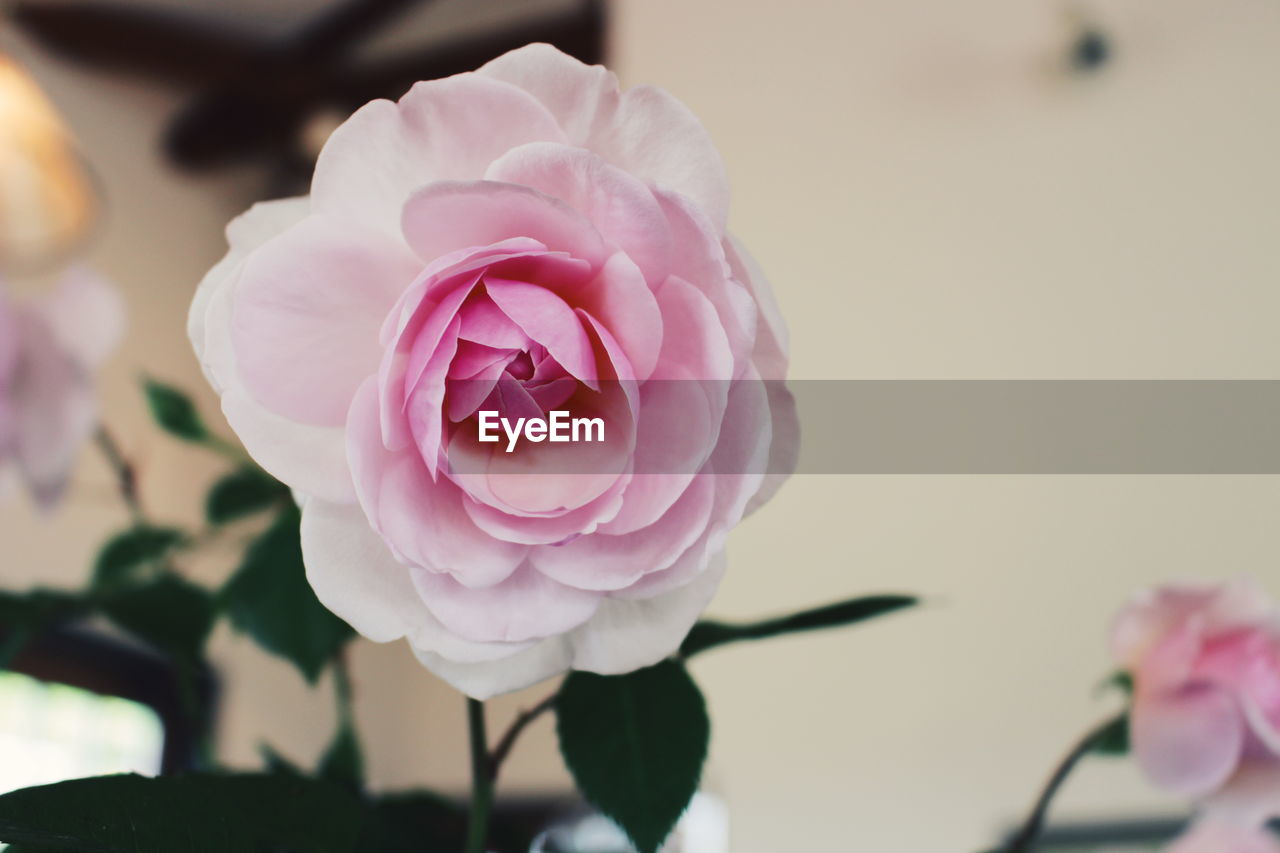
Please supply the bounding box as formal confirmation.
[457,294,531,349]
[232,215,419,426]
[483,278,598,388]
[8,309,96,509]
[486,143,672,285]
[312,74,566,236]
[401,181,606,270]
[478,43,620,146]
[347,378,529,587]
[301,497,538,665]
[657,190,756,370]
[222,387,353,503]
[531,474,716,591]
[35,266,125,370]
[569,550,727,674]
[1133,684,1246,797]
[572,252,662,381]
[592,84,730,233]
[481,43,730,232]
[379,278,475,455]
[412,561,602,644]
[724,235,790,381]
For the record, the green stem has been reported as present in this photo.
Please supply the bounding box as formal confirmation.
[94,426,145,524]
[487,691,557,783]
[1003,713,1124,852]
[334,652,354,726]
[465,698,493,853]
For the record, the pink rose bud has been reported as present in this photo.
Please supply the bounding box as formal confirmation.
[0,267,124,508]
[189,44,798,699]
[1112,579,1280,809]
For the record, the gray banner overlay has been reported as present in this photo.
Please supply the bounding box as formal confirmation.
[791,381,1280,474]
[441,381,1280,474]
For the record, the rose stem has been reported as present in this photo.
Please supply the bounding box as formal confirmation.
[94,425,145,524]
[1002,713,1124,852]
[486,691,557,783]
[465,697,494,853]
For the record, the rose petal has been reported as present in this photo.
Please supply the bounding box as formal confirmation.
[301,497,535,663]
[9,309,96,509]
[478,43,620,146]
[486,143,672,285]
[1133,684,1246,797]
[313,74,566,236]
[36,266,125,370]
[412,561,602,644]
[401,181,606,270]
[483,278,598,388]
[232,214,419,426]
[347,377,529,586]
[593,84,730,233]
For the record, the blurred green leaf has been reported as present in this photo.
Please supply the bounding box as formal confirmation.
[92,526,186,590]
[205,468,288,525]
[680,594,918,657]
[0,589,89,627]
[317,722,363,792]
[258,744,305,778]
[221,506,353,684]
[0,589,92,669]
[0,772,367,852]
[557,661,709,853]
[1092,713,1130,756]
[354,792,468,853]
[100,573,215,662]
[143,378,208,443]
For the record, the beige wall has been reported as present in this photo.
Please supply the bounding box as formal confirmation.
[3,0,1279,849]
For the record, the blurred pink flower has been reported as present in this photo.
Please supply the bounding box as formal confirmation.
[0,267,124,508]
[189,44,797,698]
[1112,579,1280,816]
[1165,818,1280,853]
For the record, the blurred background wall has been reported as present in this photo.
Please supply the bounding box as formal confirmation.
[2,0,1279,849]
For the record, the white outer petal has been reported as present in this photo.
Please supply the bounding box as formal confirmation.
[409,552,726,699]
[188,197,356,502]
[301,497,535,660]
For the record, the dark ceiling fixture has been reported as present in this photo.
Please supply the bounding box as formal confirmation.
[9,0,607,174]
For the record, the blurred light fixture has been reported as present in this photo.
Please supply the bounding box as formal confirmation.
[0,52,97,273]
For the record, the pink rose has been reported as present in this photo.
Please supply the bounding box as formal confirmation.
[1112,579,1280,812]
[189,44,796,698]
[0,267,123,508]
[1166,819,1280,853]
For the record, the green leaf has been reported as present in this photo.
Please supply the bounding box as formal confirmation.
[1092,713,1130,756]
[355,792,467,853]
[100,573,215,661]
[91,526,186,590]
[318,722,364,792]
[221,506,353,683]
[680,594,918,657]
[258,744,305,778]
[205,468,288,525]
[0,772,367,852]
[556,660,709,853]
[0,590,91,668]
[143,378,208,443]
[0,589,89,628]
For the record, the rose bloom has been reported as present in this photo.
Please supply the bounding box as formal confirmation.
[0,268,123,508]
[1112,579,1280,814]
[190,44,797,698]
